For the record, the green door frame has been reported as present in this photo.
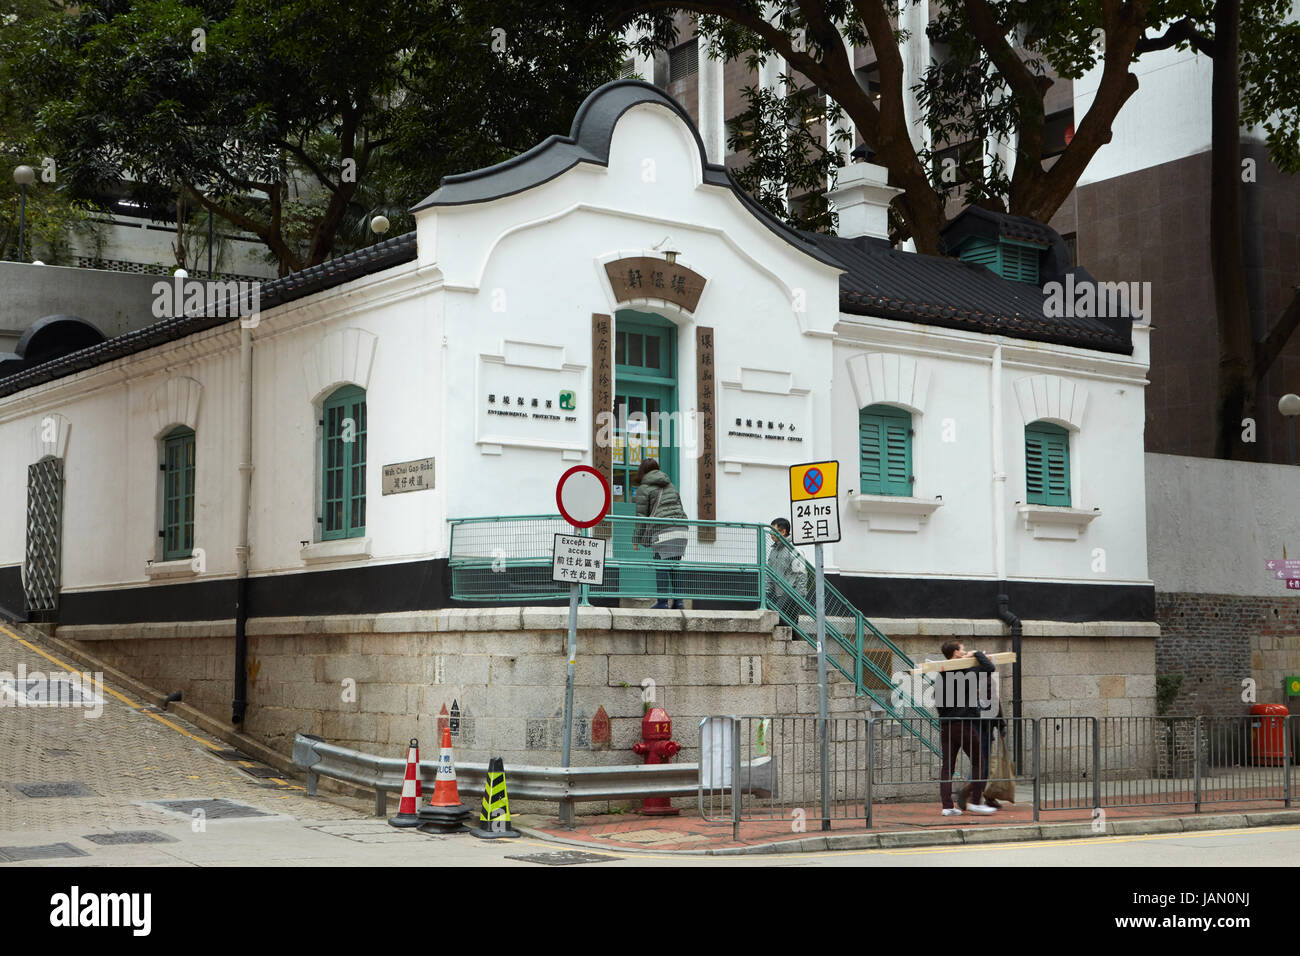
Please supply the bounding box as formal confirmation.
[610,310,678,597]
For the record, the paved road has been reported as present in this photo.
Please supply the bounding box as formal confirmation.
[3,622,1297,868]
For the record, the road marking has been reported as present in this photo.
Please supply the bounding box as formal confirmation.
[513,823,1300,863]
[0,623,222,751]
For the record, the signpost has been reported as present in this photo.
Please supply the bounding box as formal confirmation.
[1265,560,1300,584]
[553,465,611,827]
[788,460,840,831]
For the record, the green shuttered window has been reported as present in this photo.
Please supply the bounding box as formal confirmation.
[162,426,196,561]
[957,237,1042,284]
[322,385,367,539]
[1025,421,1070,506]
[859,404,913,496]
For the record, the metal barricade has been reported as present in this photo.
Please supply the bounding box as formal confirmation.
[699,715,871,841]
[867,716,1038,824]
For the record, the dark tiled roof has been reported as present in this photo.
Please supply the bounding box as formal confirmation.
[802,231,1134,354]
[0,233,417,399]
[941,205,1059,250]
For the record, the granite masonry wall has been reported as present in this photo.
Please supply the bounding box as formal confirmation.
[57,609,1158,762]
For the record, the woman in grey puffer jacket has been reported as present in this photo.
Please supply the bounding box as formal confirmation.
[633,459,688,609]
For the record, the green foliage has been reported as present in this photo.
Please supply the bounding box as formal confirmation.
[725,79,848,233]
[4,0,626,271]
[1156,674,1184,716]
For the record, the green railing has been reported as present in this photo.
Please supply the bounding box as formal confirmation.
[448,514,938,745]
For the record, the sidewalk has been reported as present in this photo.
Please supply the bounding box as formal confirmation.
[511,797,1300,855]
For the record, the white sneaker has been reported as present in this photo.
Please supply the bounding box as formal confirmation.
[941,807,962,816]
[967,801,997,814]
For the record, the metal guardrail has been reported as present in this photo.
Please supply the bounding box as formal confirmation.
[447,513,938,736]
[293,733,698,819]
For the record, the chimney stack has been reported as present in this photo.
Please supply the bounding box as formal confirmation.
[826,161,902,242]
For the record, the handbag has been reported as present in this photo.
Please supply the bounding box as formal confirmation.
[983,732,1017,803]
[649,488,689,548]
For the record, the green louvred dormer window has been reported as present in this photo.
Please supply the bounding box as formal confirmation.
[1025,421,1070,506]
[860,403,913,496]
[957,237,1043,284]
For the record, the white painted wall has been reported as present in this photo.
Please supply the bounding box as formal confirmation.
[832,318,1152,586]
[0,93,1154,604]
[1146,452,1300,596]
[1075,45,1213,185]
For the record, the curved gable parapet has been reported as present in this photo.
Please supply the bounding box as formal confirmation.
[411,80,841,270]
[414,81,716,210]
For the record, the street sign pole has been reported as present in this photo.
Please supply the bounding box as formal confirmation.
[560,573,580,827]
[815,542,829,831]
[553,465,610,829]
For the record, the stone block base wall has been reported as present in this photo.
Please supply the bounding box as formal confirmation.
[1154,591,1300,715]
[58,610,1158,761]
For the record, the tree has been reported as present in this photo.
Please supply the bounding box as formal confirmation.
[1136,3,1300,458]
[0,0,101,264]
[615,1,1300,461]
[6,0,626,274]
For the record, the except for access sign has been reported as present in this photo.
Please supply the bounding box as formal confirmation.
[789,460,841,546]
[552,534,607,586]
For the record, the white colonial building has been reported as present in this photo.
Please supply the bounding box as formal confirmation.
[0,80,1152,634]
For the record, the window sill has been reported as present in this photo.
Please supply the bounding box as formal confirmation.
[850,494,943,533]
[301,537,372,565]
[1017,504,1099,540]
[145,558,198,580]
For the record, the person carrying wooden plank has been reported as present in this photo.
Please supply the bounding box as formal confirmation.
[935,641,998,817]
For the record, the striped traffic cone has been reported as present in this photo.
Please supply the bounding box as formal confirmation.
[417,726,470,833]
[388,738,421,828]
[470,756,520,839]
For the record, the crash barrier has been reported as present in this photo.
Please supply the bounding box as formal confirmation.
[293,732,700,821]
[706,714,1294,833]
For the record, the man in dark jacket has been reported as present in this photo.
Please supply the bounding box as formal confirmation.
[935,641,997,816]
[633,460,688,609]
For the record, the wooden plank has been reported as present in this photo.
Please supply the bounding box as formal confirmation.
[909,652,1017,675]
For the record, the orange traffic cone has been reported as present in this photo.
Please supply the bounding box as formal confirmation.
[389,738,421,828]
[417,726,470,833]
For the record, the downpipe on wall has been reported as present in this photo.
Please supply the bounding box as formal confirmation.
[997,590,1023,768]
[233,324,253,725]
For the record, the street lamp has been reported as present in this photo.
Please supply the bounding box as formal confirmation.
[12,164,35,262]
[369,215,390,242]
[1279,394,1300,465]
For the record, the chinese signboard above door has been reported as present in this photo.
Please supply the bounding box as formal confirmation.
[604,257,707,314]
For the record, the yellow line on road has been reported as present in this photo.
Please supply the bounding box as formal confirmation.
[0,622,223,751]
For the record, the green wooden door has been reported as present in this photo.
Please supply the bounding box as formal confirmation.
[610,311,677,595]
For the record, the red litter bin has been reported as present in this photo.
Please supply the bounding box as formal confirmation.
[1250,703,1288,765]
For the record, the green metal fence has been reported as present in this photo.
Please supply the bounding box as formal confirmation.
[448,514,938,744]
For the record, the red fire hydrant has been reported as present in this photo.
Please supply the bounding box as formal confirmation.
[633,706,682,816]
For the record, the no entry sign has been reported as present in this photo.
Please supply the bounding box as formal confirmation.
[555,465,611,528]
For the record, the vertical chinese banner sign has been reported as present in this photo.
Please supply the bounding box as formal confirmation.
[592,313,613,540]
[696,325,716,543]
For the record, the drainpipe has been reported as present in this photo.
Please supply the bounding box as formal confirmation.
[233,324,253,725]
[997,591,1023,767]
[990,342,1022,763]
